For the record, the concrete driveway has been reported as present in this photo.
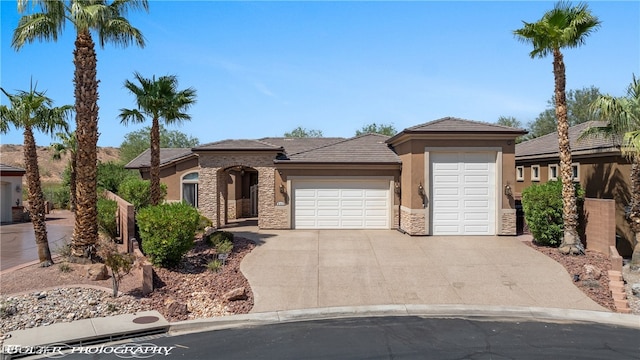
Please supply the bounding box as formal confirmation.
[0,211,74,271]
[235,226,606,313]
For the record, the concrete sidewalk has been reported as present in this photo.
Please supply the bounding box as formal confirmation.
[237,227,607,313]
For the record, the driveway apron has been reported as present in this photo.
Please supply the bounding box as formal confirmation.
[237,228,606,313]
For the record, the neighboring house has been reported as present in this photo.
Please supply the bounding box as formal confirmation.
[515,121,634,257]
[0,163,26,223]
[126,117,525,236]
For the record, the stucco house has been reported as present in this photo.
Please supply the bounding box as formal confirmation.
[126,117,525,236]
[515,121,634,256]
[0,163,26,223]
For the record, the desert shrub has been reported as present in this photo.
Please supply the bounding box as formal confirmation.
[206,231,234,247]
[52,185,70,209]
[137,202,199,267]
[522,180,584,246]
[58,262,72,273]
[216,240,233,255]
[97,198,119,240]
[198,214,213,231]
[207,259,223,273]
[118,178,166,210]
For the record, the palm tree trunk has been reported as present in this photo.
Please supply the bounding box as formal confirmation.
[628,156,640,269]
[24,126,53,266]
[69,152,77,213]
[553,49,581,255]
[71,29,99,260]
[149,117,161,206]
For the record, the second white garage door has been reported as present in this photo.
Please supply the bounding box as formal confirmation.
[293,180,390,229]
[431,152,496,235]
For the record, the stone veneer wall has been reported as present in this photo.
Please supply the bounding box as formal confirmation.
[400,208,426,235]
[499,209,516,236]
[198,153,288,229]
[227,200,237,220]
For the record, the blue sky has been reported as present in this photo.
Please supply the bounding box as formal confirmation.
[1,1,638,147]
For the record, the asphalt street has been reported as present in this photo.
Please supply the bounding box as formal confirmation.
[59,316,640,360]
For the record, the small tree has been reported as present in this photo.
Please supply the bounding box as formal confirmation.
[97,239,134,297]
[284,126,323,138]
[355,123,397,136]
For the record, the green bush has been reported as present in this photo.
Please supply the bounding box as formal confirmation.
[522,180,584,246]
[97,198,119,240]
[206,231,234,247]
[52,185,70,209]
[207,259,223,273]
[98,161,137,193]
[137,202,199,267]
[118,178,166,210]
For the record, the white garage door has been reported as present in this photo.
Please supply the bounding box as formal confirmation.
[431,152,495,235]
[293,180,390,229]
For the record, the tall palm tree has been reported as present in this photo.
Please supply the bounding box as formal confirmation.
[12,0,148,259]
[51,130,77,212]
[514,1,600,255]
[0,84,72,266]
[582,75,640,267]
[119,72,197,205]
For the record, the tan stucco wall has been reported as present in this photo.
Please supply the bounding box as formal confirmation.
[392,137,517,235]
[516,155,634,257]
[140,157,199,202]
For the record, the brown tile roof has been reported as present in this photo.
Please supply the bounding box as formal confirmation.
[259,137,345,155]
[516,121,621,160]
[404,117,526,133]
[277,133,401,164]
[124,148,195,169]
[0,163,26,173]
[193,139,284,151]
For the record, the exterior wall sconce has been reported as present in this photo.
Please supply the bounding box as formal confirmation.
[279,184,286,194]
[15,185,21,193]
[504,184,512,197]
[418,182,425,197]
[394,182,401,194]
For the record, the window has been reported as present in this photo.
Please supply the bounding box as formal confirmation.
[531,165,540,181]
[181,172,199,207]
[548,164,558,181]
[516,166,524,181]
[571,163,580,182]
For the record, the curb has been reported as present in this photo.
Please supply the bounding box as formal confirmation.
[168,304,640,335]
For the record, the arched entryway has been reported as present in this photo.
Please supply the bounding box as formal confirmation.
[219,165,259,225]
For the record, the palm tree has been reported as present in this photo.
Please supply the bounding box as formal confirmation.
[12,0,148,259]
[51,130,77,212]
[582,75,640,267]
[0,84,72,266]
[514,1,600,255]
[119,72,197,205]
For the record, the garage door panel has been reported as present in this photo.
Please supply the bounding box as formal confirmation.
[317,189,340,197]
[433,213,459,221]
[431,152,495,235]
[341,189,365,197]
[317,199,340,207]
[293,180,390,229]
[464,188,488,196]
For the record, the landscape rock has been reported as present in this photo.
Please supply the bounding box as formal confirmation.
[165,298,188,317]
[224,287,247,301]
[582,264,602,281]
[632,283,640,297]
[84,264,109,281]
[204,226,217,237]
